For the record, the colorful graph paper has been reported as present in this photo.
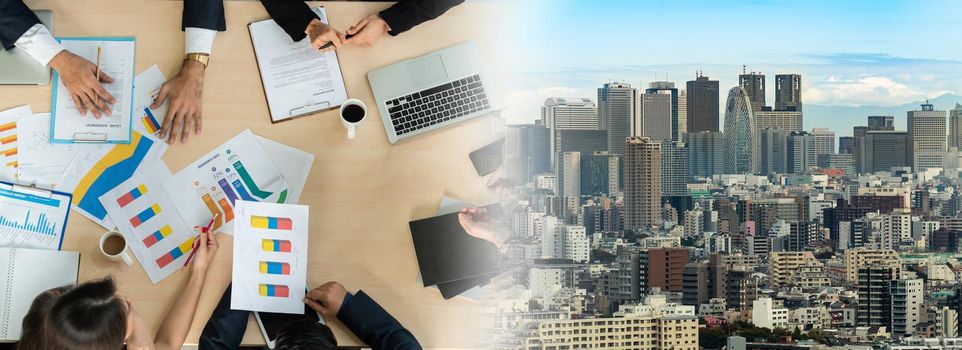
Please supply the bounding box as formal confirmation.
[261,239,292,252]
[155,237,195,268]
[259,261,291,275]
[116,184,147,208]
[250,215,292,230]
[130,204,161,227]
[141,107,161,134]
[258,284,290,297]
[142,224,172,248]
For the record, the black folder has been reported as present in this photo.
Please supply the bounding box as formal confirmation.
[409,207,501,287]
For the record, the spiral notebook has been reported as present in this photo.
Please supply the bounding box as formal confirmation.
[0,247,79,340]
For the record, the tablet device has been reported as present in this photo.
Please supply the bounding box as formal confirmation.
[254,302,323,349]
[469,137,505,176]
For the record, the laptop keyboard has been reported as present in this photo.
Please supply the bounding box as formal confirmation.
[385,74,490,136]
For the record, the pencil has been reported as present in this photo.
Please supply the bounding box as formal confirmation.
[94,46,102,102]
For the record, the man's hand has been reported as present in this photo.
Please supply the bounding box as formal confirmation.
[305,18,343,52]
[304,281,348,316]
[342,14,391,47]
[152,59,205,144]
[49,50,116,118]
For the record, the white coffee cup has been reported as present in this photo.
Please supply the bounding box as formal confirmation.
[339,99,367,139]
[100,230,133,266]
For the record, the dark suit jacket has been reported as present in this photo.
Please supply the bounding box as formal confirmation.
[338,291,423,350]
[0,0,225,51]
[260,0,464,42]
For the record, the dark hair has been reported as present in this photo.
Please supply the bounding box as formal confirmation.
[17,286,70,350]
[42,277,128,350]
[275,319,337,350]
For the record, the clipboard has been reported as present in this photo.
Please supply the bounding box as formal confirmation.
[0,181,72,250]
[248,7,349,124]
[50,37,135,144]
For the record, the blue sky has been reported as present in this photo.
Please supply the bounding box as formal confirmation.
[496,0,962,125]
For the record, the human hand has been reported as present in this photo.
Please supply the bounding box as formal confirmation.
[49,50,116,118]
[190,225,218,273]
[458,207,508,248]
[304,281,348,316]
[342,14,391,47]
[305,18,344,52]
[152,59,205,144]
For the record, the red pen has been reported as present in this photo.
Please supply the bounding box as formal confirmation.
[184,213,219,267]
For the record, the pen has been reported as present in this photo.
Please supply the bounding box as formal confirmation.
[318,33,354,50]
[94,46,102,102]
[183,213,219,267]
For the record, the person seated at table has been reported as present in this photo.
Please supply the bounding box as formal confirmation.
[260,0,464,53]
[17,227,219,350]
[199,281,421,350]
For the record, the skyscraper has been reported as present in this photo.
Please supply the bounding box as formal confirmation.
[774,74,801,111]
[862,131,909,173]
[599,82,637,154]
[581,151,619,197]
[505,124,550,182]
[677,89,688,140]
[738,68,766,111]
[558,152,581,218]
[542,98,599,166]
[907,102,947,172]
[786,131,817,174]
[645,81,682,141]
[758,128,787,175]
[624,137,661,231]
[638,92,672,142]
[950,103,962,149]
[868,115,895,130]
[685,131,725,177]
[661,141,688,197]
[753,110,803,171]
[686,73,719,133]
[839,136,855,154]
[810,128,836,158]
[724,86,754,174]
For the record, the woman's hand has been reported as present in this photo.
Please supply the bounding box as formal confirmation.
[190,226,218,274]
[458,207,508,249]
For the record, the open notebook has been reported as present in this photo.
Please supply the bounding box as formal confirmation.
[0,247,80,340]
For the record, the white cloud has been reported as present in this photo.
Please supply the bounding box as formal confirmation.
[499,85,594,125]
[804,75,950,107]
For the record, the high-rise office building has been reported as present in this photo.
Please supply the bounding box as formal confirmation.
[907,102,947,171]
[555,129,608,160]
[638,92,673,142]
[542,98,598,166]
[661,141,688,197]
[724,86,754,174]
[624,137,661,231]
[581,151,620,197]
[758,128,787,175]
[686,73,720,133]
[839,136,855,154]
[677,89,688,140]
[558,152,581,218]
[861,131,909,173]
[950,103,962,149]
[646,81,682,141]
[753,110,803,171]
[644,248,689,293]
[505,124,550,182]
[810,128,836,157]
[786,131,817,174]
[738,69,766,111]
[685,131,725,177]
[774,74,802,111]
[868,115,895,130]
[599,82,637,154]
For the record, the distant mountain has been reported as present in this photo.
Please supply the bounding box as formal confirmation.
[804,93,962,136]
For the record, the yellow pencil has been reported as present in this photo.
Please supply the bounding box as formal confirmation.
[94,46,102,102]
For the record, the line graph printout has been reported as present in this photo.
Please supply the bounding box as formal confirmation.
[17,113,87,188]
[163,129,289,235]
[231,201,308,314]
[0,181,71,250]
[99,162,195,284]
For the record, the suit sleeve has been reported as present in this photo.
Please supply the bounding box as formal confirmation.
[0,0,41,49]
[183,0,226,31]
[259,0,318,42]
[337,291,423,350]
[378,0,464,36]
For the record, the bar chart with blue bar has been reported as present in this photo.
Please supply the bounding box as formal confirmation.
[0,181,72,250]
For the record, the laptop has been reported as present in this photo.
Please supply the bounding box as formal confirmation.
[368,41,499,144]
[0,10,54,85]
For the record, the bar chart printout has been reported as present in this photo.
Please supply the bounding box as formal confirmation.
[231,201,308,314]
[0,181,71,250]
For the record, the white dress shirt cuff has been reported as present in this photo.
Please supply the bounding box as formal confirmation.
[185,27,217,55]
[13,24,65,66]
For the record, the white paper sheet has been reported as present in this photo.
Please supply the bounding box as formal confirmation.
[52,39,135,143]
[55,131,167,229]
[17,113,81,188]
[98,162,196,284]
[230,201,309,314]
[132,65,168,137]
[249,7,347,121]
[0,105,32,182]
[257,136,313,204]
[163,129,289,234]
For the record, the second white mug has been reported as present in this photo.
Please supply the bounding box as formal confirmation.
[99,230,133,266]
[339,99,367,139]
